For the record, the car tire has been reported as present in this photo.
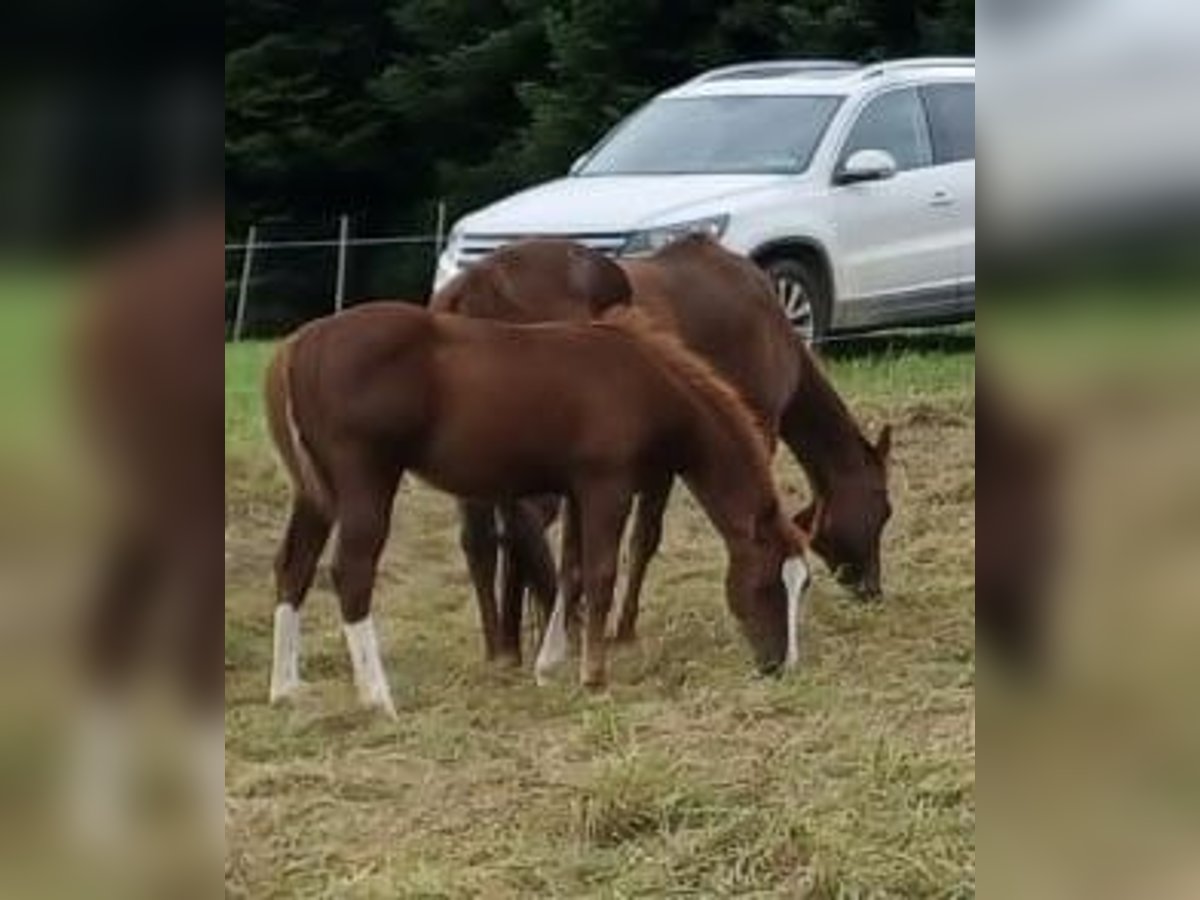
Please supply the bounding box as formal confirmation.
[761,255,831,344]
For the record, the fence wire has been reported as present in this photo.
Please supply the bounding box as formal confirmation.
[225,215,445,340]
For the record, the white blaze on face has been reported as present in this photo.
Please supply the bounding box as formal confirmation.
[782,555,811,669]
[343,616,398,719]
[270,603,302,703]
[535,592,569,686]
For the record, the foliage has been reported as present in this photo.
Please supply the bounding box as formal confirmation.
[225,0,974,232]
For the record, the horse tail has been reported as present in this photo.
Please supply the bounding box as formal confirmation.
[264,338,334,516]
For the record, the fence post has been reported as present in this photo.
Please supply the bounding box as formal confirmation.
[434,200,447,260]
[233,224,258,342]
[334,214,350,314]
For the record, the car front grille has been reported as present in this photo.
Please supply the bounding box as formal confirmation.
[454,232,631,268]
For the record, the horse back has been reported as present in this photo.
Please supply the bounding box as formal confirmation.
[431,238,631,322]
[421,317,691,488]
[284,304,687,499]
[284,303,441,464]
[623,239,800,429]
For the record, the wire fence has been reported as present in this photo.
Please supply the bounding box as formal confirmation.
[224,204,447,340]
[224,207,974,349]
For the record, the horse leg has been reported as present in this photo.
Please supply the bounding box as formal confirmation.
[494,502,535,665]
[498,500,558,663]
[492,502,531,667]
[560,501,585,640]
[609,477,672,644]
[270,495,332,703]
[331,467,402,718]
[535,498,581,684]
[496,539,526,667]
[521,500,560,623]
[459,499,501,661]
[576,483,634,690]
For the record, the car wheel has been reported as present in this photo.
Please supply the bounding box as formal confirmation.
[762,256,830,343]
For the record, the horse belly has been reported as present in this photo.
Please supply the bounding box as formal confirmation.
[412,338,653,498]
[411,411,571,500]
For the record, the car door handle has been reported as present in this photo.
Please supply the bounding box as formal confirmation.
[929,190,955,208]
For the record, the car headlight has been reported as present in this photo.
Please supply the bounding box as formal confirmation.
[620,215,729,257]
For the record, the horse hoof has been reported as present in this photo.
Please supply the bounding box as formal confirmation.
[268,679,306,705]
[363,696,399,720]
[534,648,568,685]
[492,651,522,669]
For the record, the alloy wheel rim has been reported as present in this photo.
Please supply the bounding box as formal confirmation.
[775,276,813,340]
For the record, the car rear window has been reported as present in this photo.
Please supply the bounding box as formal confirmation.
[922,83,975,164]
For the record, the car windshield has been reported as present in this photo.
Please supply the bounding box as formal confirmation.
[579,95,842,176]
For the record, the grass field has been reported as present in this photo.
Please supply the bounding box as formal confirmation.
[224,329,975,898]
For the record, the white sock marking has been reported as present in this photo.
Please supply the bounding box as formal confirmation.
[535,592,569,686]
[269,603,303,703]
[343,616,398,718]
[782,556,810,669]
[607,582,629,640]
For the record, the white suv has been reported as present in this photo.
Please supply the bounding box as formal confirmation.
[434,58,974,341]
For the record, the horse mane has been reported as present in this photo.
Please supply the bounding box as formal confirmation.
[792,342,883,465]
[596,307,774,477]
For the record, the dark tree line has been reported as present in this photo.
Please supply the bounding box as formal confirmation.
[226,0,973,235]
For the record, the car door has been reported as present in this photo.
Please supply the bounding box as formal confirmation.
[830,86,962,328]
[920,81,975,310]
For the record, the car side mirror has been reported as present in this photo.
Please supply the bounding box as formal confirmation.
[835,149,898,185]
[568,153,589,176]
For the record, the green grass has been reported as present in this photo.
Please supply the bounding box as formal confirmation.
[226,341,276,447]
[0,272,73,455]
[224,327,975,898]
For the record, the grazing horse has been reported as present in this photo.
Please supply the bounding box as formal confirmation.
[265,303,811,715]
[432,236,891,669]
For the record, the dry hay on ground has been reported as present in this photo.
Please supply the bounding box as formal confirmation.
[224,345,975,898]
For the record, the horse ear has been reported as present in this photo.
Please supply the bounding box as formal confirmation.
[875,424,893,462]
[567,246,632,317]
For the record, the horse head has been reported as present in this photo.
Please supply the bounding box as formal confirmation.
[795,424,893,601]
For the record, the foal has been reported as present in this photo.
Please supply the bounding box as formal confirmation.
[433,237,891,669]
[265,303,809,714]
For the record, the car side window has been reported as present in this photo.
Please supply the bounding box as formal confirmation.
[921,82,975,164]
[839,88,933,173]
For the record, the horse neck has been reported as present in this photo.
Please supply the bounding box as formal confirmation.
[678,404,777,549]
[603,310,781,550]
[779,348,875,496]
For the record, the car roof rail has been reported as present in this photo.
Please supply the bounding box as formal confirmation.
[691,60,861,84]
[862,57,976,78]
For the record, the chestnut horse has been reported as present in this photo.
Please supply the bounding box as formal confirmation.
[432,236,891,669]
[265,302,810,715]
